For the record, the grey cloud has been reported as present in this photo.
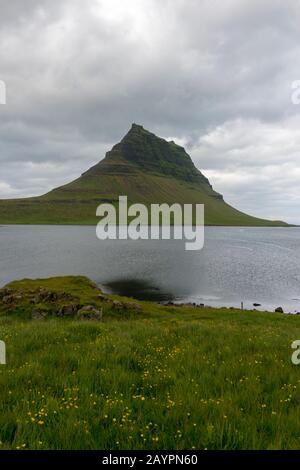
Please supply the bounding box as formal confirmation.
[0,0,300,222]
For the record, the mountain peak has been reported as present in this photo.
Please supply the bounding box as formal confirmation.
[121,123,147,142]
[94,124,210,185]
[131,123,144,130]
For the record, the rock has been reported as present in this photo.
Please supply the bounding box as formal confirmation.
[0,290,24,305]
[33,290,52,304]
[14,294,23,301]
[57,304,81,317]
[112,300,142,312]
[111,300,142,313]
[45,292,58,302]
[0,288,12,300]
[123,302,142,312]
[97,294,107,301]
[56,292,77,302]
[32,308,48,320]
[77,305,103,320]
[33,289,76,304]
[275,307,284,313]
[2,295,15,304]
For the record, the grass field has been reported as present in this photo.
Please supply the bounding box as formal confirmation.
[0,173,287,226]
[0,276,300,450]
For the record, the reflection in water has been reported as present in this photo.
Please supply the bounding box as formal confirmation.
[2,225,300,312]
[102,278,175,302]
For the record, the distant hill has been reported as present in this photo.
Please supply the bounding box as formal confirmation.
[0,124,288,226]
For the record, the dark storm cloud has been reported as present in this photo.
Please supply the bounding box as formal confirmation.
[0,0,300,222]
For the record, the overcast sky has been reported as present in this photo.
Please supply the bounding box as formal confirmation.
[0,0,300,223]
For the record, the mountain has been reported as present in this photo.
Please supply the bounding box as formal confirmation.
[0,124,288,225]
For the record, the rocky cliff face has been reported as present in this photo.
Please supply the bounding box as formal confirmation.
[83,123,212,186]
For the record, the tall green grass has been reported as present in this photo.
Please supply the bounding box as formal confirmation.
[1,295,300,449]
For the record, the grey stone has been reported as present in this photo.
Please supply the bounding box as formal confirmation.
[32,309,48,320]
[77,305,103,320]
[57,304,81,316]
[275,307,284,313]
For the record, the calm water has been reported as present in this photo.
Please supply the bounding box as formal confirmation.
[1,225,300,312]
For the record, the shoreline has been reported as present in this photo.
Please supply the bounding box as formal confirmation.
[0,274,298,318]
[160,300,299,315]
[0,222,296,227]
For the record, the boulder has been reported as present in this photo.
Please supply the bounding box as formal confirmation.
[33,291,51,304]
[123,302,142,312]
[0,290,23,306]
[0,288,12,300]
[57,304,81,317]
[32,308,48,320]
[111,300,142,313]
[77,305,103,320]
[33,289,76,304]
[97,294,107,301]
[275,307,284,313]
[2,295,15,304]
[13,294,23,301]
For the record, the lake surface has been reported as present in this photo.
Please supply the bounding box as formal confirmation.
[1,225,300,312]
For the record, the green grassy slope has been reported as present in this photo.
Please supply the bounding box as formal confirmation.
[0,275,300,449]
[0,124,288,226]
